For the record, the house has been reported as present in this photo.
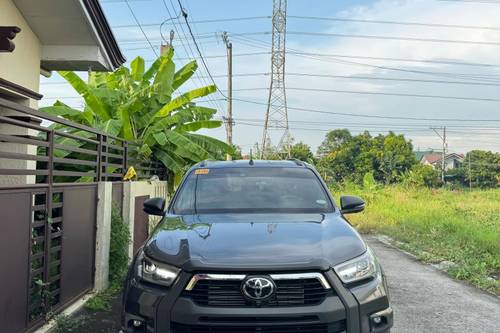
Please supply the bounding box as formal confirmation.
[420,152,464,170]
[0,0,125,184]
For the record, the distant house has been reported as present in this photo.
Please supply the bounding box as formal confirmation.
[419,152,464,170]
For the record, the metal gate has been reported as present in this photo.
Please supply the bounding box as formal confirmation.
[0,95,166,332]
[0,183,97,333]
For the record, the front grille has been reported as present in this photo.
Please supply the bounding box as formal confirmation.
[171,321,346,333]
[182,277,331,307]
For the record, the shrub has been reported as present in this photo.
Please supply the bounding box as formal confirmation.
[109,206,130,290]
[401,164,440,187]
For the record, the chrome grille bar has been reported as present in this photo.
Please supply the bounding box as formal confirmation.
[184,272,331,291]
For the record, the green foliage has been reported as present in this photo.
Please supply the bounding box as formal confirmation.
[317,129,352,157]
[401,164,440,188]
[290,142,315,163]
[109,206,130,289]
[54,314,87,332]
[40,50,232,178]
[85,290,113,311]
[335,185,500,294]
[317,130,417,185]
[456,150,500,188]
[85,206,129,312]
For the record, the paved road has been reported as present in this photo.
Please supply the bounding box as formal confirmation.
[366,237,500,333]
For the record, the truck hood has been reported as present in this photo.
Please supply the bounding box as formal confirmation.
[144,213,366,271]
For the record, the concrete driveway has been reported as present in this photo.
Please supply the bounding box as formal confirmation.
[366,237,500,333]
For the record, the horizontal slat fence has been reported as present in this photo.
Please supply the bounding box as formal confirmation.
[0,97,166,184]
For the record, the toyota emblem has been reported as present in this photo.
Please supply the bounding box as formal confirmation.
[242,276,275,300]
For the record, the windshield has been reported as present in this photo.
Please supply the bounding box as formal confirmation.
[172,167,334,214]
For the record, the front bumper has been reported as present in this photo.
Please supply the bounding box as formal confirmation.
[122,269,393,333]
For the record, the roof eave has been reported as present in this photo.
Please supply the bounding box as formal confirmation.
[80,0,126,70]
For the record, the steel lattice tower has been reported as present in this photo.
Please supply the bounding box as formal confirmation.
[261,0,290,158]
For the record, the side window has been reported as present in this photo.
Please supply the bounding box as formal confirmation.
[172,176,196,214]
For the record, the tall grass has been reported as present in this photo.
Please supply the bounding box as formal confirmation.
[333,185,500,294]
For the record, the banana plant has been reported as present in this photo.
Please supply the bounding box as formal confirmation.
[40,49,232,179]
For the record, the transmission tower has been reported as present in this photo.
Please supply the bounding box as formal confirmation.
[261,0,290,158]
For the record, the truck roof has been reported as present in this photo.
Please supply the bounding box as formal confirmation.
[192,159,307,169]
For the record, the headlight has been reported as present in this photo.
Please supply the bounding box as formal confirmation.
[333,248,378,284]
[137,252,180,287]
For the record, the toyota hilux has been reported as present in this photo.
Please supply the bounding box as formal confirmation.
[122,160,393,333]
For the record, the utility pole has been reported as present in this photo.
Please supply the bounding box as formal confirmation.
[431,126,447,183]
[468,153,472,190]
[261,0,290,159]
[222,32,233,161]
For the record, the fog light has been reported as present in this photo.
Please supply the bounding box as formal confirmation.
[369,307,393,332]
[132,320,143,327]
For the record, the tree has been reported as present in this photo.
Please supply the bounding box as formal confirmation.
[40,50,232,179]
[458,150,500,188]
[317,129,352,156]
[290,142,314,162]
[316,130,417,185]
[376,132,416,184]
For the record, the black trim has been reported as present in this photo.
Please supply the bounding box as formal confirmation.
[0,77,43,100]
[81,0,126,69]
[0,26,20,52]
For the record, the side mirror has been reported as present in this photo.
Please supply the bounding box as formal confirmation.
[143,197,166,216]
[340,195,365,214]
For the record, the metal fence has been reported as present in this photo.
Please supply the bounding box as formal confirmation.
[0,97,166,333]
[0,97,165,184]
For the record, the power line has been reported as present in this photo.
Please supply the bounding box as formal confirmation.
[286,51,500,69]
[181,71,500,87]
[232,35,500,83]
[123,0,158,57]
[118,30,500,46]
[227,86,500,102]
[113,16,270,28]
[288,15,500,31]
[160,0,223,112]
[229,118,500,130]
[286,31,500,46]
[175,0,228,100]
[93,43,500,68]
[181,0,227,115]
[229,97,500,122]
[287,72,500,86]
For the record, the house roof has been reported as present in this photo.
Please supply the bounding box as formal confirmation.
[422,153,442,164]
[12,0,125,71]
[414,150,435,161]
[80,0,126,69]
[422,153,464,165]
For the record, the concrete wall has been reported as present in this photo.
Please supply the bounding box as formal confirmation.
[93,180,168,291]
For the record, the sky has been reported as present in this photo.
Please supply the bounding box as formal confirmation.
[39,0,500,154]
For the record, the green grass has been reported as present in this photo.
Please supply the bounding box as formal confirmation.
[333,185,500,295]
[54,314,87,332]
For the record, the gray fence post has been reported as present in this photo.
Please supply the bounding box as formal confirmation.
[94,181,112,291]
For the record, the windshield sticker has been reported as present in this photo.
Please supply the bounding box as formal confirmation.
[195,168,210,175]
[316,199,327,205]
